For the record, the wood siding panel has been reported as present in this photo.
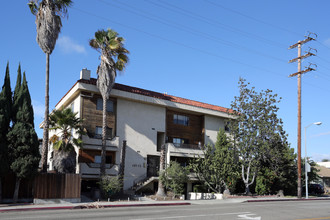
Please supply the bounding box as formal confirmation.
[78,149,116,164]
[166,110,204,145]
[81,94,116,138]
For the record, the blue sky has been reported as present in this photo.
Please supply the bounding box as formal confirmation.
[1,0,330,161]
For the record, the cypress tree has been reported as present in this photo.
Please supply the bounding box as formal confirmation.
[0,62,12,202]
[7,71,40,203]
[12,63,21,123]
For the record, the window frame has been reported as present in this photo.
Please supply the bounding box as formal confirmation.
[96,98,114,112]
[173,114,189,126]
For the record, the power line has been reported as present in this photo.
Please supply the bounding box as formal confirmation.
[145,0,288,49]
[72,6,286,78]
[204,0,302,37]
[72,5,330,94]
[96,0,287,63]
[316,40,330,53]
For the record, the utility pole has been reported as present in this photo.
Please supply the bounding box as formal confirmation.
[288,32,316,199]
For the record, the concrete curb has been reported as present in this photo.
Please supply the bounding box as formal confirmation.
[245,198,330,203]
[0,202,191,213]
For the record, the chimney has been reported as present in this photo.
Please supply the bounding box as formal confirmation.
[80,68,91,80]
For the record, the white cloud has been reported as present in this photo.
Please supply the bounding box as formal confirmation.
[57,36,87,54]
[311,153,330,162]
[32,99,44,119]
[311,132,330,138]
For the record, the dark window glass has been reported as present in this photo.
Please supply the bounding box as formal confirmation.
[106,156,112,164]
[96,98,114,112]
[173,114,189,126]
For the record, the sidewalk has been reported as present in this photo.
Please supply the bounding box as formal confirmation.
[1,196,330,212]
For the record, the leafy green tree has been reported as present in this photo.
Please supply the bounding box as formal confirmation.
[160,161,189,196]
[89,28,129,177]
[190,129,239,193]
[0,63,12,201]
[99,175,122,198]
[49,108,84,173]
[28,0,73,172]
[228,78,290,195]
[256,137,297,195]
[7,72,40,203]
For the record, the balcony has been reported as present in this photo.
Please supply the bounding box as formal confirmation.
[79,163,119,179]
[166,143,203,158]
[82,135,119,151]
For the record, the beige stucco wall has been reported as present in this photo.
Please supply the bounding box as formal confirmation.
[204,115,225,146]
[116,99,166,189]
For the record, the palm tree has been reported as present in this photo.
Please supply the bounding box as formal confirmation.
[89,28,129,177]
[49,108,84,173]
[28,0,73,172]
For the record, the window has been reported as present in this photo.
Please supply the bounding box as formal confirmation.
[94,155,101,164]
[106,155,112,164]
[95,126,113,139]
[173,114,189,126]
[96,98,114,112]
[95,126,102,139]
[94,155,112,164]
[173,138,189,147]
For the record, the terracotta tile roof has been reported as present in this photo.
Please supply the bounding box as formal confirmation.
[70,78,233,114]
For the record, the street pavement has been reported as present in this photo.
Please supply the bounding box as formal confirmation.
[1,195,330,213]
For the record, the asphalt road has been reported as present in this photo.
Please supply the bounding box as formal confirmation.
[1,200,330,220]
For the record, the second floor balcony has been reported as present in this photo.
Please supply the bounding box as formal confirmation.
[82,135,119,151]
[166,143,203,158]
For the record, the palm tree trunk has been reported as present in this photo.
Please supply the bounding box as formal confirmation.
[13,177,21,203]
[119,140,127,193]
[41,53,50,172]
[156,144,166,197]
[100,97,107,177]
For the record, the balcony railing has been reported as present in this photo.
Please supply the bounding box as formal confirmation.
[166,143,203,157]
[79,163,119,178]
[173,143,203,150]
[81,135,119,150]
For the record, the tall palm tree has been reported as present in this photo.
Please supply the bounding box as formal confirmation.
[49,108,84,173]
[89,28,129,177]
[28,0,73,172]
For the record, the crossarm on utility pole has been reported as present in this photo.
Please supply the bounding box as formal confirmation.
[288,67,315,78]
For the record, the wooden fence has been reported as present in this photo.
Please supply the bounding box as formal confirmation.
[2,173,34,199]
[34,173,81,199]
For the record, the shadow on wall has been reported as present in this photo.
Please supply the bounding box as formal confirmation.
[123,144,148,190]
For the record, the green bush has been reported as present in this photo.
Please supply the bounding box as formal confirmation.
[99,175,122,197]
[160,161,189,196]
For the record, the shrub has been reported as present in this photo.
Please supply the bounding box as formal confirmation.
[99,175,122,197]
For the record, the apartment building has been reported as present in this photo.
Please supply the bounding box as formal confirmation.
[47,69,234,193]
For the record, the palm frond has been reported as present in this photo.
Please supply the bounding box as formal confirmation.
[89,39,100,51]
[109,39,120,50]
[54,0,73,18]
[53,139,64,151]
[117,53,129,64]
[107,28,118,40]
[28,1,38,15]
[73,138,83,148]
[91,27,129,73]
